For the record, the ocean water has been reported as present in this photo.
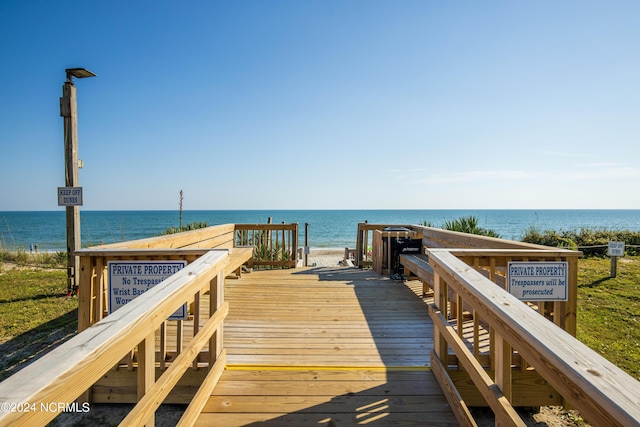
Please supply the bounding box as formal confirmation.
[1,210,639,252]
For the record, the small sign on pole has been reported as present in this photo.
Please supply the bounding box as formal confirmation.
[607,241,625,257]
[608,241,625,278]
[57,187,83,206]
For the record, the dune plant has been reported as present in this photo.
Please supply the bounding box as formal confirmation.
[161,221,209,235]
[442,215,501,238]
[236,229,292,267]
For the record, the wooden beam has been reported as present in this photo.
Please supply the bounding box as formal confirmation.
[430,349,478,427]
[177,350,227,427]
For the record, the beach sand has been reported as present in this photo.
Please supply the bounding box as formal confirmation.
[305,248,348,267]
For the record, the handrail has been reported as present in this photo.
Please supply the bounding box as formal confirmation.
[355,223,554,268]
[0,250,230,426]
[427,248,640,426]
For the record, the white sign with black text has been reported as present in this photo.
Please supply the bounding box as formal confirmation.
[507,261,569,301]
[108,260,188,319]
[57,187,83,206]
[607,241,625,257]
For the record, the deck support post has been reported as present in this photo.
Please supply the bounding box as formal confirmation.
[137,332,156,427]
[210,270,224,366]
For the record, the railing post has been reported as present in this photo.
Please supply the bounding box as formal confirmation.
[94,257,105,323]
[210,270,224,366]
[78,255,93,332]
[293,223,299,268]
[433,270,448,366]
[192,291,201,370]
[494,331,512,404]
[565,256,578,336]
[355,223,362,267]
[137,332,156,427]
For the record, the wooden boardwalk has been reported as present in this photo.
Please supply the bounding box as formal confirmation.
[196,266,457,426]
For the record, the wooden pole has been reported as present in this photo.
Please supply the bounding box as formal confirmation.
[610,256,618,278]
[61,81,81,294]
[304,223,309,267]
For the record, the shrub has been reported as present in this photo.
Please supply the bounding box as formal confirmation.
[521,228,640,257]
[441,215,501,238]
[161,221,209,235]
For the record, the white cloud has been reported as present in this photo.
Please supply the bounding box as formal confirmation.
[421,169,546,185]
[419,163,640,185]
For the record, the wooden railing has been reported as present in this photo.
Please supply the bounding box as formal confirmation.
[234,223,299,268]
[70,223,286,406]
[77,223,244,332]
[90,221,300,269]
[0,222,283,426]
[369,223,640,425]
[427,248,640,426]
[0,249,237,426]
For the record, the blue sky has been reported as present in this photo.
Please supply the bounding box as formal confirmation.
[1,0,639,210]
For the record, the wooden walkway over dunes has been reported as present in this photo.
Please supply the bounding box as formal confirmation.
[201,266,455,426]
[1,223,640,426]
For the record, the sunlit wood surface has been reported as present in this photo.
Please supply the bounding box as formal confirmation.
[196,266,456,426]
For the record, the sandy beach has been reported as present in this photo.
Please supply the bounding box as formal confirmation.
[305,248,348,267]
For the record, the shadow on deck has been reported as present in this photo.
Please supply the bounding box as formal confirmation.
[197,266,457,426]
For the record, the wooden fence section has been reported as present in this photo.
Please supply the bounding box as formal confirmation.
[95,222,299,269]
[0,249,243,427]
[427,249,640,427]
[76,223,299,330]
[234,223,299,269]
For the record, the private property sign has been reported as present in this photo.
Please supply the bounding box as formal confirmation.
[507,261,568,301]
[108,260,188,319]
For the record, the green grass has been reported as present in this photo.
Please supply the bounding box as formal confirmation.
[0,268,77,381]
[576,256,640,380]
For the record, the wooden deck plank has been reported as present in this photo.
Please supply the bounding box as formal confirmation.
[197,266,455,425]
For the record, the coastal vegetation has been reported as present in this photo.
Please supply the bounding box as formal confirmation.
[423,215,501,238]
[522,227,640,257]
[160,189,210,235]
[236,229,292,266]
[425,215,640,258]
[161,221,209,235]
[0,248,67,269]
